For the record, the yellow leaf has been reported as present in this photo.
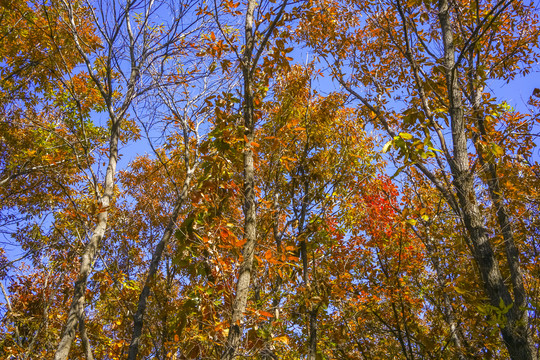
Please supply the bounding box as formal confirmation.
[406,219,417,226]
[399,132,413,140]
[491,143,504,157]
[272,335,289,345]
[382,140,393,153]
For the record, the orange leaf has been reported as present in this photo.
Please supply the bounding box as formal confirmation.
[259,310,273,318]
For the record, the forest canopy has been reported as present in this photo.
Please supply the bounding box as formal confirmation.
[0,0,539,359]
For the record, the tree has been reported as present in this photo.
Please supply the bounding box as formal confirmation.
[50,0,188,356]
[300,0,540,357]
[0,2,105,357]
[1,0,539,358]
[126,32,222,358]
[255,64,382,358]
[215,0,290,357]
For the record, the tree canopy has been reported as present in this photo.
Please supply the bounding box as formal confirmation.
[0,0,539,359]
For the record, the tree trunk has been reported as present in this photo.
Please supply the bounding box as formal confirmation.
[127,170,194,360]
[79,316,95,360]
[54,120,120,360]
[472,118,534,359]
[438,0,534,358]
[221,1,257,358]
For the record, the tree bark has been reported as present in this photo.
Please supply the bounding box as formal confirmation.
[437,0,535,358]
[79,316,95,360]
[220,0,287,356]
[472,111,534,359]
[221,1,257,358]
[54,118,120,360]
